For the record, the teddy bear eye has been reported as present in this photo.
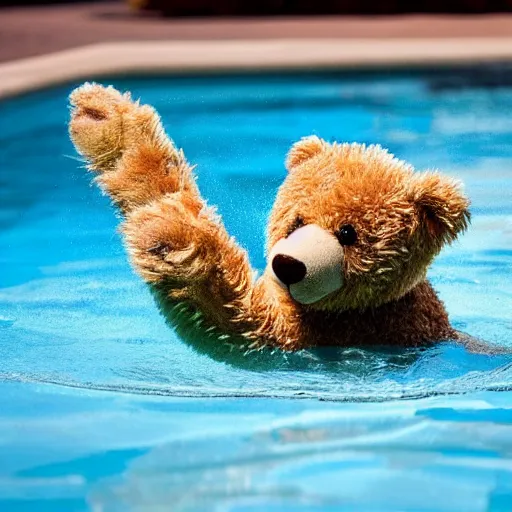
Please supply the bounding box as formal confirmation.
[286,216,305,237]
[336,224,358,246]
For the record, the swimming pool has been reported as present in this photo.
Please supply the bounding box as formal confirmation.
[1,69,512,510]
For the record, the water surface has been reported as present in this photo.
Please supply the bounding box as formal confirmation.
[1,69,512,510]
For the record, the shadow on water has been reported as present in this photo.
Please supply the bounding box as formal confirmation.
[175,319,427,374]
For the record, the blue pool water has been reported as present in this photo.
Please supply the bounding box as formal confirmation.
[1,70,512,511]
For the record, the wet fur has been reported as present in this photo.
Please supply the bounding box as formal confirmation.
[69,83,471,352]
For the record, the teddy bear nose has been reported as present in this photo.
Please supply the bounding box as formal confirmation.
[272,254,307,286]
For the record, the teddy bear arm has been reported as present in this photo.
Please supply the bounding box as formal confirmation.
[96,141,201,215]
[69,83,200,214]
[122,194,267,342]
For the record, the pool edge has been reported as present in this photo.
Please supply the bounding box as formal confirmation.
[2,38,512,99]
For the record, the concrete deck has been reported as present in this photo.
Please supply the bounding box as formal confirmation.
[1,1,512,63]
[2,38,512,99]
[1,2,512,99]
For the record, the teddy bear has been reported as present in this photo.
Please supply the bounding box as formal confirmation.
[68,83,470,352]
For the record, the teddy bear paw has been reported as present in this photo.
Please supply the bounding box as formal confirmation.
[69,83,139,168]
[123,195,213,285]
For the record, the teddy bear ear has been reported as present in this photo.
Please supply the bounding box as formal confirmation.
[410,172,471,245]
[286,135,327,171]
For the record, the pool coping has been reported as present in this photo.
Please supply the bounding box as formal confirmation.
[1,38,512,99]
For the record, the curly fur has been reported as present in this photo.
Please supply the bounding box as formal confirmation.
[69,83,470,351]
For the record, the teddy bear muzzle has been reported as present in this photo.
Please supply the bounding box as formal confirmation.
[269,224,345,305]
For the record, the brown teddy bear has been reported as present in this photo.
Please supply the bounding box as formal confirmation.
[69,83,470,352]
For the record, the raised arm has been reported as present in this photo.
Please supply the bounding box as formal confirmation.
[69,82,200,213]
[69,83,274,353]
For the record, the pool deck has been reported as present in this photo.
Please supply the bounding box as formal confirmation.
[1,1,512,99]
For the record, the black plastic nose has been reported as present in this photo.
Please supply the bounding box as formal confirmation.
[272,254,307,286]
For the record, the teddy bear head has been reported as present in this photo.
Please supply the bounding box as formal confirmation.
[266,136,470,312]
